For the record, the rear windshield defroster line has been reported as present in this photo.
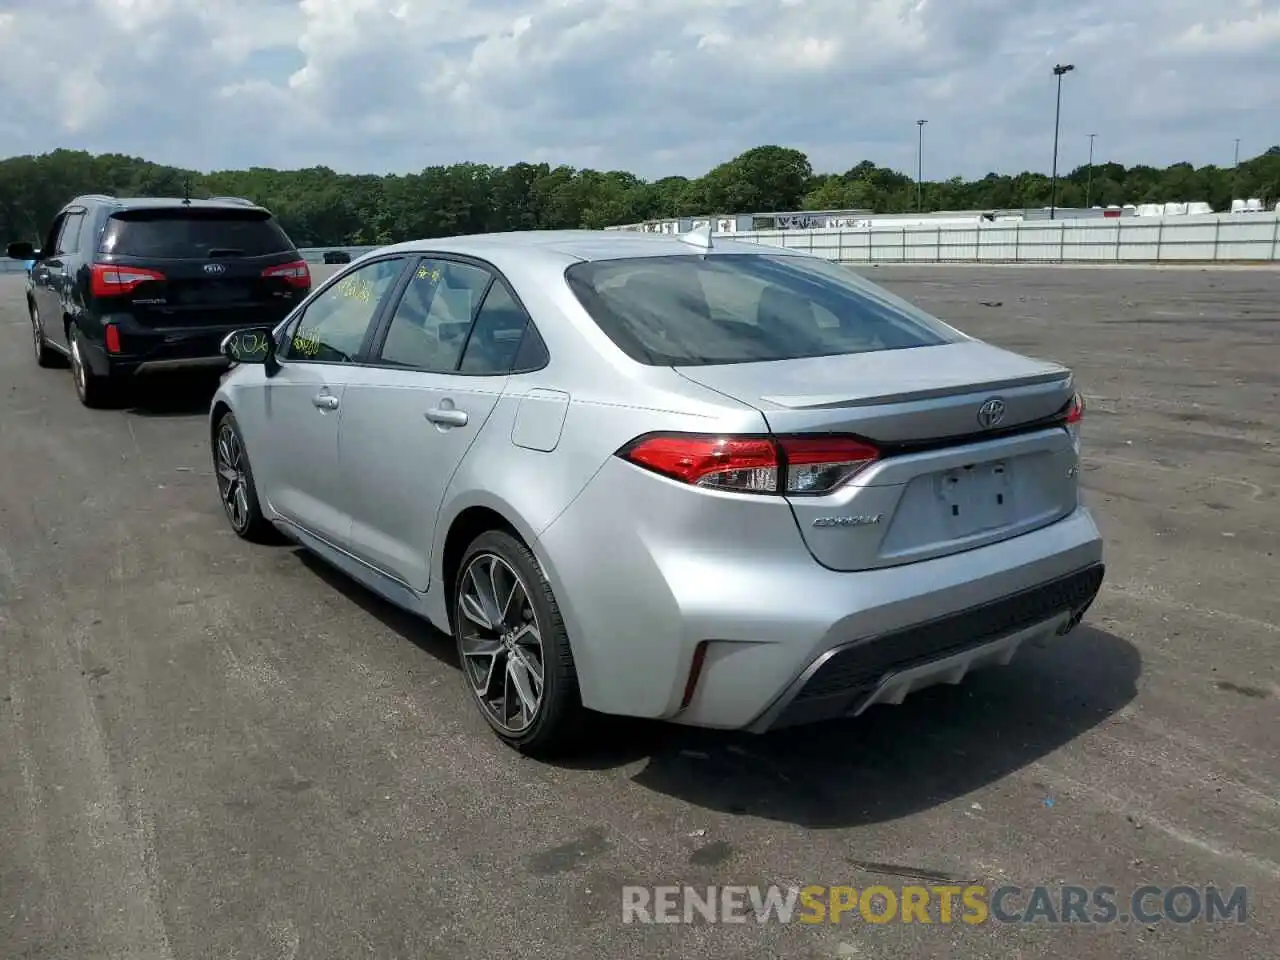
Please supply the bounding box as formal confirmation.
[563,254,960,367]
[99,208,294,259]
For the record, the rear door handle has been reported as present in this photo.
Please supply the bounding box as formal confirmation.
[312,393,340,410]
[425,407,468,427]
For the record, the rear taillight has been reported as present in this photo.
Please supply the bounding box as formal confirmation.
[104,324,121,354]
[777,436,880,494]
[90,263,165,297]
[617,433,879,496]
[1063,391,1084,424]
[262,259,311,289]
[1060,391,1084,443]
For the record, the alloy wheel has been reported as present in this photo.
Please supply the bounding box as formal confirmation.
[457,553,546,733]
[214,422,251,532]
[30,307,41,360]
[70,339,86,397]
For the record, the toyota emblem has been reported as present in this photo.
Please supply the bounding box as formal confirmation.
[977,397,1006,429]
[203,263,226,275]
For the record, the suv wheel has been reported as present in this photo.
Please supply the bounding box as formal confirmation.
[453,530,583,755]
[30,305,61,368]
[212,411,277,543]
[69,327,115,408]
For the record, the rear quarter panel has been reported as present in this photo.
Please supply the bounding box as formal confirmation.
[426,259,772,633]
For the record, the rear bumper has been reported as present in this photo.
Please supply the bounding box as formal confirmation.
[83,339,230,377]
[534,456,1105,731]
[81,318,275,377]
[748,562,1103,732]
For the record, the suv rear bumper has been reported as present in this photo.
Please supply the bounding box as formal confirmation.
[81,318,284,377]
[81,335,231,377]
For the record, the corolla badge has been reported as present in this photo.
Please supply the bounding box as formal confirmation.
[977,397,1006,429]
[812,514,883,528]
[203,263,227,275]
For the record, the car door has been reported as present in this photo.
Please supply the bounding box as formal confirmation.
[338,257,531,592]
[32,211,84,350]
[243,255,409,547]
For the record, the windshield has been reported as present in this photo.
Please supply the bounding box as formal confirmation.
[564,253,962,366]
[99,209,294,259]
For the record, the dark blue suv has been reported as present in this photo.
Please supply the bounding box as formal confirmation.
[7,194,311,407]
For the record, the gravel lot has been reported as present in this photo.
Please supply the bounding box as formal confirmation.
[1,264,1277,960]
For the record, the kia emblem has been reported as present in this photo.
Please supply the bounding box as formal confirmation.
[204,263,226,275]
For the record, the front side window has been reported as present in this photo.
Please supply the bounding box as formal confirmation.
[280,258,405,363]
[564,254,962,366]
[41,216,67,257]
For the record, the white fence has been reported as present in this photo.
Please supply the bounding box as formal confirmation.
[725,213,1280,263]
[4,214,1278,274]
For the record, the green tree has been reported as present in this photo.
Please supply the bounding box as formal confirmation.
[2,144,1275,246]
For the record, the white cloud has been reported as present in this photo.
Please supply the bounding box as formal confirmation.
[0,0,1277,180]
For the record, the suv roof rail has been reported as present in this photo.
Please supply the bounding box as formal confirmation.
[207,196,257,206]
[78,193,116,202]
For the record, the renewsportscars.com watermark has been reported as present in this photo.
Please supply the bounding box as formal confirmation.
[622,884,1249,925]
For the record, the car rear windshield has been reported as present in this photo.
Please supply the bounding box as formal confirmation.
[98,208,294,259]
[564,254,961,366]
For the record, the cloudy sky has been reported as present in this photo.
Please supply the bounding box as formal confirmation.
[1,0,1277,180]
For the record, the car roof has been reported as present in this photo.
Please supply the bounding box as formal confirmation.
[68,196,269,213]
[368,229,811,270]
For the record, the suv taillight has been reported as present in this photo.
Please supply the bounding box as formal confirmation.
[263,259,311,289]
[617,433,880,496]
[90,263,165,297]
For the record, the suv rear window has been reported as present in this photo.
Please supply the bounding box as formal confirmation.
[99,208,294,259]
[564,254,960,366]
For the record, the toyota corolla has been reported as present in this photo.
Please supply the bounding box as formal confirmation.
[209,228,1104,753]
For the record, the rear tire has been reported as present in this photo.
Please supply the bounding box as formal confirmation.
[31,305,61,368]
[69,326,117,408]
[453,529,583,756]
[212,411,278,544]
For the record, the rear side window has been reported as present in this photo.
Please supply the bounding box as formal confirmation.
[564,254,961,366]
[55,212,86,254]
[98,209,294,259]
[458,281,532,375]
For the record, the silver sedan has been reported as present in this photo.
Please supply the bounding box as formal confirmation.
[209,229,1104,753]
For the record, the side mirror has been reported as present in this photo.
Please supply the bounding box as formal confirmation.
[7,241,37,260]
[221,327,276,365]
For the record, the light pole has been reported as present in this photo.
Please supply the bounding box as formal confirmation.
[1233,138,1242,202]
[1232,138,1242,204]
[1049,63,1075,220]
[916,120,927,212]
[1086,133,1097,208]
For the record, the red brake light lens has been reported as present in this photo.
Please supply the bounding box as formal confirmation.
[777,436,880,494]
[621,434,779,493]
[1063,391,1084,424]
[104,324,121,354]
[263,259,311,289]
[618,433,879,496]
[90,263,165,297]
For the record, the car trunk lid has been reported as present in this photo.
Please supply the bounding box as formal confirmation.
[675,341,1081,571]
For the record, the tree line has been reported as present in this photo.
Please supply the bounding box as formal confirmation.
[2,144,1277,249]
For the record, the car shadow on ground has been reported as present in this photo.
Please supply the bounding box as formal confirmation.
[122,374,223,417]
[577,626,1141,829]
[294,549,461,670]
[287,545,1140,828]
